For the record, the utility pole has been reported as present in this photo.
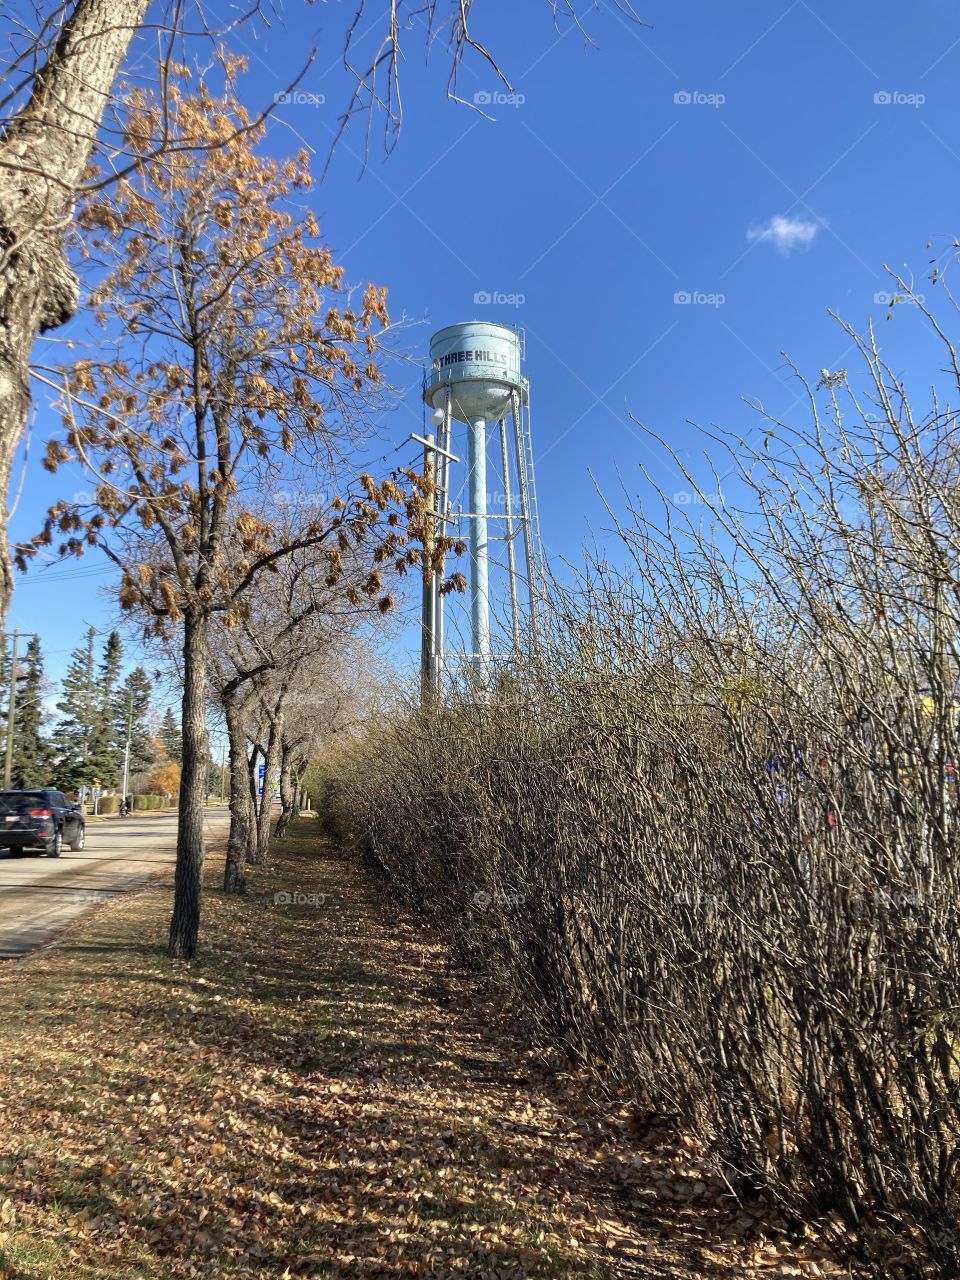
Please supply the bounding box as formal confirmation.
[121,694,133,803]
[420,432,436,706]
[81,627,95,776]
[413,420,458,706]
[3,630,18,789]
[220,744,227,802]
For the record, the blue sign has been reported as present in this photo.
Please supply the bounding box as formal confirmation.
[257,763,265,795]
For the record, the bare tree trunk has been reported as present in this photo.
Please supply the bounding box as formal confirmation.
[247,743,260,852]
[292,755,308,816]
[252,712,283,864]
[168,607,210,958]
[0,0,149,619]
[250,734,269,865]
[223,695,253,894]
[275,742,295,838]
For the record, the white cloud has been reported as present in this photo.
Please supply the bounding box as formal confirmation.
[747,214,820,255]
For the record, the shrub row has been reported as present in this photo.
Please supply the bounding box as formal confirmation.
[323,326,960,1280]
[132,793,172,810]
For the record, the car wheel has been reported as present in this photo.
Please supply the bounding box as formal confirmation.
[70,825,85,852]
[46,829,63,858]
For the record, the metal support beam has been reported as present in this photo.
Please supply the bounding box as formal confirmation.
[410,433,460,463]
[467,416,491,685]
[499,417,521,655]
[511,390,542,652]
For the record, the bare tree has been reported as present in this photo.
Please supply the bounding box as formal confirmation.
[328,0,645,165]
[258,636,377,841]
[273,653,374,837]
[207,519,396,892]
[19,83,428,957]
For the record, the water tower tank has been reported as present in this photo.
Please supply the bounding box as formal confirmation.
[423,321,527,424]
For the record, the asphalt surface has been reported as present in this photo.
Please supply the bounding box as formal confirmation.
[0,807,230,959]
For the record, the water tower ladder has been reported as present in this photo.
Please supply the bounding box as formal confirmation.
[519,405,547,592]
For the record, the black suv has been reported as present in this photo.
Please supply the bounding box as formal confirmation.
[0,790,85,857]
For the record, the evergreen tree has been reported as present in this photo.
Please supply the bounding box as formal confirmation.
[11,635,49,788]
[51,627,98,790]
[115,666,155,780]
[160,706,182,764]
[88,631,123,787]
[207,756,225,797]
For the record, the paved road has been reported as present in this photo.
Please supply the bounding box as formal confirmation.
[0,807,230,960]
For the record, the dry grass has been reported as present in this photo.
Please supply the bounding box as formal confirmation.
[0,819,848,1278]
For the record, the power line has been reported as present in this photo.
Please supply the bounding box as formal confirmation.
[15,564,115,585]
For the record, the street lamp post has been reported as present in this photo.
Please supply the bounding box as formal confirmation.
[121,694,133,805]
[2,631,37,790]
[3,630,19,790]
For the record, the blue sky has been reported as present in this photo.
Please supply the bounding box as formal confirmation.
[9,0,960,690]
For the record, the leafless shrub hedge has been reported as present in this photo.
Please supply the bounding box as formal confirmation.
[321,303,960,1279]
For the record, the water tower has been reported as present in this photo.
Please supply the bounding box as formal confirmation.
[418,321,545,693]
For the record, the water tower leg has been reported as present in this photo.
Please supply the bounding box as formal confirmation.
[499,417,521,656]
[511,390,541,652]
[468,415,491,683]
